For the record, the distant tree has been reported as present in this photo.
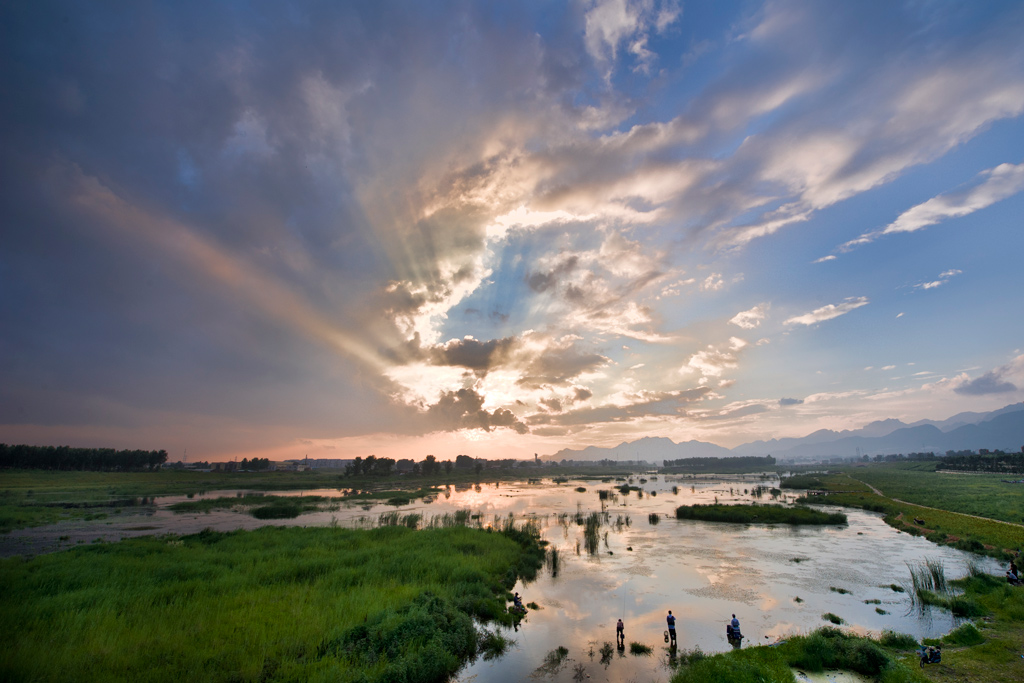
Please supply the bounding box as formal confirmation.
[422,455,438,476]
[443,460,453,474]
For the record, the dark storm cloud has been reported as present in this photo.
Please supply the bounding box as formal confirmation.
[435,337,519,372]
[954,373,1017,396]
[425,388,528,434]
[572,387,593,402]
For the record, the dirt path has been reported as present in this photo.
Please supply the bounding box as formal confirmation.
[843,474,1024,529]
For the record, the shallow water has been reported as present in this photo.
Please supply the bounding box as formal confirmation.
[1,474,999,683]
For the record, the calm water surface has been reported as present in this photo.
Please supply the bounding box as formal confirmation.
[3,475,998,683]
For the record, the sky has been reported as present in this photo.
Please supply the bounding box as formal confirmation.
[2,0,1024,463]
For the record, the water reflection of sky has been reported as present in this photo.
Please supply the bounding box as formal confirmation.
[2,475,1001,683]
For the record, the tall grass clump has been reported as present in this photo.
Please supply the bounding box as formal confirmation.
[583,512,601,555]
[942,622,984,646]
[378,510,401,526]
[546,547,560,577]
[648,512,660,524]
[965,556,985,578]
[925,557,947,592]
[879,630,919,649]
[905,559,985,617]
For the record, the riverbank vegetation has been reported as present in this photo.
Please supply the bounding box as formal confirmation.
[674,503,847,525]
[668,557,1024,683]
[783,471,1023,560]
[669,626,921,683]
[0,520,544,682]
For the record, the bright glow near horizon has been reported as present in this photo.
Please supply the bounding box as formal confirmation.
[2,1,1024,462]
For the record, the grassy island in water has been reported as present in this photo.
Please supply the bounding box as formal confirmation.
[674,503,847,525]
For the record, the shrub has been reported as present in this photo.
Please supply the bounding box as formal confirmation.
[943,622,984,646]
[822,612,843,624]
[879,630,918,649]
[251,501,302,519]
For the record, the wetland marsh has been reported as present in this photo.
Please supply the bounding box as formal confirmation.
[2,472,1006,682]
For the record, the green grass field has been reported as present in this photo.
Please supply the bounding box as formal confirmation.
[841,462,1024,524]
[784,471,1023,560]
[0,522,543,682]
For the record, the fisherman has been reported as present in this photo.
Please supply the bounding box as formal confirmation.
[666,610,677,645]
[616,618,625,645]
[513,592,523,608]
[731,614,740,629]
[1008,566,1021,586]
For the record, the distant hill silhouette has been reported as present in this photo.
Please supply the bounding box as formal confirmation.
[546,436,731,463]
[543,402,1024,462]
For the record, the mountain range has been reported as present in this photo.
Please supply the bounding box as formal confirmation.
[543,402,1024,463]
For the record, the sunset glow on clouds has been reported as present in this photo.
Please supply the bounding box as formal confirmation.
[2,1,1024,461]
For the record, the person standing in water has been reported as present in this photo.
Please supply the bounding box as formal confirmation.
[616,618,625,645]
[666,610,677,645]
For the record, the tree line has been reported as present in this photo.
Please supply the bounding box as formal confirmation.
[0,444,168,471]
[940,449,1024,473]
[344,454,487,477]
[662,455,776,472]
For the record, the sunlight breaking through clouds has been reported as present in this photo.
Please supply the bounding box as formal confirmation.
[2,0,1023,460]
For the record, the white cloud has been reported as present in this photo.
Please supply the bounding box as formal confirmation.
[913,269,961,290]
[583,0,681,75]
[785,297,869,326]
[729,304,768,329]
[700,273,724,291]
[485,205,595,242]
[680,337,747,379]
[837,161,1024,253]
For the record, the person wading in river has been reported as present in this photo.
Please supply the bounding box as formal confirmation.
[666,610,677,646]
[616,618,625,645]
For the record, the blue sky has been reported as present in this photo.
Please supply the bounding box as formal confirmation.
[2,0,1023,461]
